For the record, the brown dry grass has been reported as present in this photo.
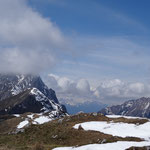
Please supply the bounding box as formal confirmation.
[111,117,148,125]
[126,146,150,150]
[0,116,24,134]
[0,113,149,150]
[32,143,45,150]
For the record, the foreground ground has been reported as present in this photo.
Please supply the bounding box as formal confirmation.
[0,113,150,150]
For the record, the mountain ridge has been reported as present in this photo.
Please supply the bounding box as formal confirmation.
[0,74,67,117]
[99,97,150,118]
[0,74,59,103]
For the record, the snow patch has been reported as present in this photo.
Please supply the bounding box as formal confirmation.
[13,114,20,117]
[53,120,150,150]
[34,116,52,124]
[106,115,144,119]
[74,121,150,140]
[17,120,29,129]
[27,114,34,119]
[53,141,150,150]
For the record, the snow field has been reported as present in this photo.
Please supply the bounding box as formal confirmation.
[53,119,150,150]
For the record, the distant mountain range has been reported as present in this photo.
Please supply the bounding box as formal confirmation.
[2,73,150,120]
[0,74,67,118]
[99,97,150,118]
[64,101,106,114]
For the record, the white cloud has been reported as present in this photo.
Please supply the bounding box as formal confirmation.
[0,0,66,74]
[44,74,150,105]
[45,74,97,104]
[95,79,150,104]
[1,0,149,105]
[76,79,91,94]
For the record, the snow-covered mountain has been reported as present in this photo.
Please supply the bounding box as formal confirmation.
[0,74,67,116]
[0,74,58,103]
[99,97,150,118]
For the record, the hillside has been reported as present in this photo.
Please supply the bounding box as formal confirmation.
[0,74,59,103]
[99,97,150,118]
[0,88,66,117]
[0,113,150,150]
[0,74,67,124]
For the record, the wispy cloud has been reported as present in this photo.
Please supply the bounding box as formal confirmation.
[54,36,150,84]
[87,37,150,66]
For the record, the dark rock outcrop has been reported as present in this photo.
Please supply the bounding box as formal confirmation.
[0,74,67,116]
[0,74,58,103]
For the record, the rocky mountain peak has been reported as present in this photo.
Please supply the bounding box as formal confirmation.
[0,73,67,116]
[99,97,150,118]
[0,74,58,103]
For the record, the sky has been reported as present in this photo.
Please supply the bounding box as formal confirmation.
[1,0,150,105]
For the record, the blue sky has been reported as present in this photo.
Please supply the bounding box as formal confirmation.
[24,0,150,105]
[27,0,150,85]
[28,0,150,36]
[1,0,150,104]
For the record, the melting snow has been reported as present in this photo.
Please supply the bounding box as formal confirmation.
[34,116,52,124]
[106,115,144,119]
[13,114,20,117]
[27,114,34,119]
[53,141,150,150]
[16,112,55,128]
[17,120,29,129]
[53,120,150,150]
[74,121,150,140]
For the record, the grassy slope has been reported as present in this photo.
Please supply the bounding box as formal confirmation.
[0,113,149,150]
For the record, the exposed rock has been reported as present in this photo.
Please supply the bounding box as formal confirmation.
[99,97,150,118]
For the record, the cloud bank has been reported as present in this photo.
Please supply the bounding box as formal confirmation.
[45,74,150,105]
[44,74,97,105]
[0,0,66,74]
[95,79,150,104]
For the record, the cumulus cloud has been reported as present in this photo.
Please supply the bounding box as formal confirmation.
[95,79,150,104]
[0,0,66,74]
[44,74,97,104]
[44,74,150,105]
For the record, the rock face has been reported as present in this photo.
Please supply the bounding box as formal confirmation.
[0,74,67,116]
[99,97,150,118]
[0,74,58,103]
